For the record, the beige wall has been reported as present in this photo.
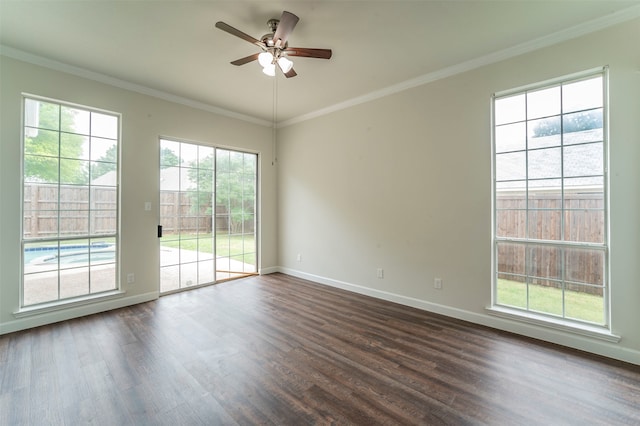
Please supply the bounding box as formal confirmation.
[0,56,276,332]
[2,18,638,364]
[276,19,640,364]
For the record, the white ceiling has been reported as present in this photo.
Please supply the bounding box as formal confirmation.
[1,1,639,125]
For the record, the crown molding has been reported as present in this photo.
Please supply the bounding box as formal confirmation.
[0,45,273,128]
[2,4,638,130]
[278,5,640,128]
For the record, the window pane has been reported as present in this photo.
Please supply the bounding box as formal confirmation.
[563,109,603,145]
[564,143,603,177]
[528,183,561,208]
[495,122,525,153]
[161,167,180,191]
[24,128,59,156]
[497,242,525,275]
[496,276,527,309]
[61,133,89,160]
[24,272,59,306]
[496,186,525,209]
[60,210,89,237]
[565,283,604,324]
[496,180,526,191]
[528,147,561,179]
[180,262,198,287]
[161,140,180,167]
[244,153,257,175]
[565,248,604,285]
[24,242,59,273]
[91,162,117,185]
[91,209,117,235]
[496,210,526,238]
[90,239,116,266]
[527,245,561,280]
[61,106,90,135]
[197,237,214,260]
[527,86,560,120]
[90,137,117,162]
[161,265,180,292]
[90,112,118,139]
[528,116,561,149]
[91,264,116,293]
[198,146,214,170]
[528,210,561,240]
[529,280,563,316]
[495,94,525,125]
[60,267,89,298]
[565,176,603,190]
[180,167,197,191]
[181,143,198,166]
[496,151,526,181]
[60,159,89,185]
[565,210,604,243]
[25,155,58,183]
[25,99,59,131]
[563,77,602,113]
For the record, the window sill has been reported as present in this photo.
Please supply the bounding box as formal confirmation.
[14,290,126,319]
[486,305,621,343]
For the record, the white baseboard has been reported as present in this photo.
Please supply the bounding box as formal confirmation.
[259,266,280,275]
[278,267,640,366]
[0,291,158,335]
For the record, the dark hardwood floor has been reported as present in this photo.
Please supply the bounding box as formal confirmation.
[1,273,639,425]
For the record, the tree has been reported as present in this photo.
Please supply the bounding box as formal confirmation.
[24,101,87,183]
[186,151,256,235]
[91,144,117,180]
[160,147,180,169]
[532,109,602,137]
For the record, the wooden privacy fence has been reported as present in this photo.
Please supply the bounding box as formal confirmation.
[497,190,604,294]
[24,185,254,238]
[160,191,255,235]
[24,184,117,238]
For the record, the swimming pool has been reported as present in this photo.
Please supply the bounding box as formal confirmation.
[24,243,116,265]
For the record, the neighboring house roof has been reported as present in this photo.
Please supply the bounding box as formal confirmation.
[497,129,603,190]
[91,167,184,190]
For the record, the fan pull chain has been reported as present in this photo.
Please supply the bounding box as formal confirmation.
[272,72,278,166]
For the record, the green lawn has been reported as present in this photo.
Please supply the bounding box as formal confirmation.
[497,278,604,324]
[160,233,256,265]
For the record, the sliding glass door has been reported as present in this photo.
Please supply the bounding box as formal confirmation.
[159,139,257,294]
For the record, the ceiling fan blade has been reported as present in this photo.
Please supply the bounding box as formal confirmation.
[231,53,260,66]
[273,11,299,47]
[215,21,265,48]
[284,47,332,60]
[277,62,297,78]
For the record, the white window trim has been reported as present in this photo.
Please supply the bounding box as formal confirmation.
[19,93,122,310]
[490,67,612,334]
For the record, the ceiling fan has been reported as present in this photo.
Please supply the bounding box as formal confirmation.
[215,11,332,78]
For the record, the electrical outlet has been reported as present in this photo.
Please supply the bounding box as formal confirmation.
[434,277,442,290]
[377,268,384,279]
[127,273,135,284]
[296,253,302,262]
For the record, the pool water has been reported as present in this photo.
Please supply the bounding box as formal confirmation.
[24,244,116,265]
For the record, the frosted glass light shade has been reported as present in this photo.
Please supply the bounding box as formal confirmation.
[258,52,274,67]
[277,57,293,73]
[262,64,276,76]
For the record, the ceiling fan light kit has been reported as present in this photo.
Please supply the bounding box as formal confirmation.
[215,11,332,78]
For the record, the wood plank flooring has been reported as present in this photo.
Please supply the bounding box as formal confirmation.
[1,273,639,425]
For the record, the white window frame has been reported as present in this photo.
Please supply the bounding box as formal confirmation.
[19,94,122,312]
[489,68,613,336]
